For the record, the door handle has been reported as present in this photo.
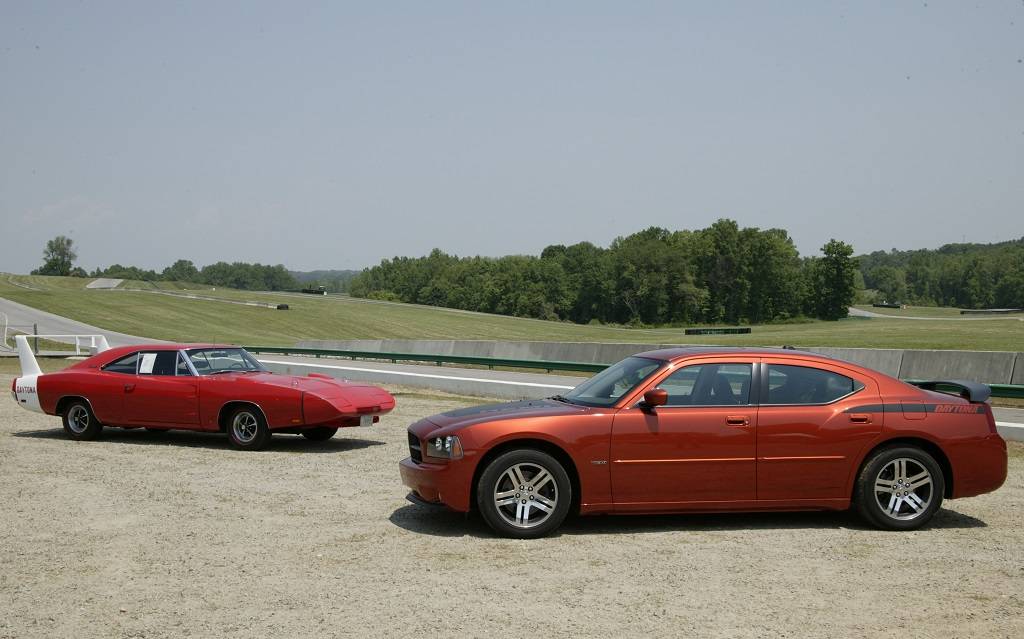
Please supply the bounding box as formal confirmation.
[849,413,871,424]
[124,384,135,393]
[726,415,750,426]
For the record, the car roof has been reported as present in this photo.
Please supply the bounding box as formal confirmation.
[635,346,832,363]
[75,343,241,368]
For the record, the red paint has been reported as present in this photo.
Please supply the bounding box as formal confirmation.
[30,344,394,433]
[400,348,1008,517]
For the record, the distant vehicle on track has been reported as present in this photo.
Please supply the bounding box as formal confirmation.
[401,347,1007,538]
[10,337,394,450]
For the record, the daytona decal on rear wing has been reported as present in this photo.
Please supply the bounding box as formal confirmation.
[906,380,992,404]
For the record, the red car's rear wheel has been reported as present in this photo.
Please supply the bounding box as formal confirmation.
[62,400,102,441]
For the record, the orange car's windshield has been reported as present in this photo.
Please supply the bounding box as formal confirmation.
[561,356,663,407]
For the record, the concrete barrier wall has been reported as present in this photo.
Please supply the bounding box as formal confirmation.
[898,350,1017,384]
[297,339,1024,384]
[1013,354,1024,385]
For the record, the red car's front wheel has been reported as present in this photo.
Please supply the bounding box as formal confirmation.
[226,407,271,451]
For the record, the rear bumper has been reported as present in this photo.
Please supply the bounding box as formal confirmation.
[399,457,474,512]
[951,434,1007,499]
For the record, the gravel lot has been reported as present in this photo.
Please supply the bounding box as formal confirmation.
[1,374,1022,638]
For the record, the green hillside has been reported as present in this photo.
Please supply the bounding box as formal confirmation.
[1,274,1022,350]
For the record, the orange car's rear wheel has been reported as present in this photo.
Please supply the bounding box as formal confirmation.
[855,446,944,530]
[476,449,571,539]
[227,407,271,451]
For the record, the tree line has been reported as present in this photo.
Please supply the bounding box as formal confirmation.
[349,220,858,325]
[859,238,1024,308]
[31,237,299,291]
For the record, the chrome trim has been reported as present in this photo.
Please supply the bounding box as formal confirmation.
[757,385,865,407]
[179,349,199,376]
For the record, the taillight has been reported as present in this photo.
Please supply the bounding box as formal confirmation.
[10,377,17,400]
[984,405,998,435]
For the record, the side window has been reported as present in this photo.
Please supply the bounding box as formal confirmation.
[765,364,863,405]
[138,351,180,376]
[658,363,752,406]
[176,353,191,376]
[103,352,139,374]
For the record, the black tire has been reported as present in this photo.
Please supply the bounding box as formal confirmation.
[301,427,338,441]
[145,427,167,433]
[225,406,271,450]
[476,449,572,539]
[62,400,102,441]
[855,446,945,530]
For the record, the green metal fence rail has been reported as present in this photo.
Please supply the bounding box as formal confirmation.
[243,345,1024,399]
[242,346,609,374]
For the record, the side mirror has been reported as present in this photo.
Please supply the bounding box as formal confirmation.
[640,388,668,411]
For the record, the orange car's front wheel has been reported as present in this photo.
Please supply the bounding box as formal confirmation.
[476,449,572,539]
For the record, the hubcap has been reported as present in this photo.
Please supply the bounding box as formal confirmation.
[67,405,89,434]
[493,462,558,529]
[231,412,259,443]
[873,458,933,521]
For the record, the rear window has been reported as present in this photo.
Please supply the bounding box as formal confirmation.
[764,364,863,405]
[103,352,139,374]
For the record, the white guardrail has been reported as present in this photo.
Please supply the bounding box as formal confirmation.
[26,334,111,355]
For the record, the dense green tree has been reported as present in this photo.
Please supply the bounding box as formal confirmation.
[32,235,77,276]
[350,220,857,325]
[868,265,906,303]
[815,240,857,320]
[162,259,200,282]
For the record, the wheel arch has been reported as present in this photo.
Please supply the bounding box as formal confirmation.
[55,395,97,419]
[217,401,268,433]
[469,437,582,516]
[854,437,954,499]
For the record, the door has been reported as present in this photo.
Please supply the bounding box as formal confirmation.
[610,360,757,510]
[122,351,200,426]
[755,360,883,502]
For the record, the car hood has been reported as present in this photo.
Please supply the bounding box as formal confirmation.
[425,398,591,430]
[208,372,393,405]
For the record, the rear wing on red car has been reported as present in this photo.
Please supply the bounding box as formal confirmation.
[907,379,992,404]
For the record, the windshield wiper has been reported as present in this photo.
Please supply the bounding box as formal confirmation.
[550,394,574,404]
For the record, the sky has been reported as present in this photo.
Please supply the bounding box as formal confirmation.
[1,1,1022,273]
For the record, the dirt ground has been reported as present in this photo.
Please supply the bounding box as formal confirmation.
[1,376,1022,639]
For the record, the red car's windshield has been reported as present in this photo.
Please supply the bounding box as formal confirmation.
[186,348,267,376]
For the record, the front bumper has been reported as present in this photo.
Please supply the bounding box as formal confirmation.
[399,457,474,512]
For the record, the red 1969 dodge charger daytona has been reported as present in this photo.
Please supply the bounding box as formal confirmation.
[10,337,394,450]
[401,347,1008,538]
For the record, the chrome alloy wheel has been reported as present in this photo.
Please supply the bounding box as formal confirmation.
[493,462,559,529]
[231,411,259,444]
[873,458,934,521]
[67,405,90,434]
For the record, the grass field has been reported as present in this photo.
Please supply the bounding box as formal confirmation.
[2,274,1023,350]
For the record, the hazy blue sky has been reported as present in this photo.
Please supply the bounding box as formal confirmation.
[1,1,1021,273]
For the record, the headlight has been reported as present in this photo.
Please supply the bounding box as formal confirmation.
[426,435,463,460]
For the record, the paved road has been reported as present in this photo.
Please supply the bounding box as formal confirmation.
[848,306,1024,321]
[0,296,164,348]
